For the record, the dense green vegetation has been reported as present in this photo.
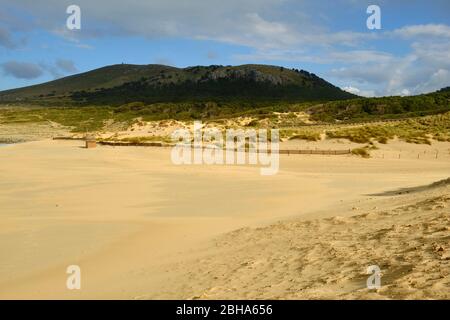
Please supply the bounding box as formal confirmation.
[309,87,450,122]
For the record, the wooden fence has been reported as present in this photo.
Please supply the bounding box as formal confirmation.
[278,149,350,155]
[53,136,351,155]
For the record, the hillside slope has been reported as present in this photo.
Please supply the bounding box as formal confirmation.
[0,64,356,105]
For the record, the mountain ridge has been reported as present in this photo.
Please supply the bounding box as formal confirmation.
[0,64,356,105]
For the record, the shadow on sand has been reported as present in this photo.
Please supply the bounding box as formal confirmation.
[367,178,450,196]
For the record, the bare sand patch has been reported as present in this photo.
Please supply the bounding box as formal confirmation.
[158,180,449,300]
[0,139,448,299]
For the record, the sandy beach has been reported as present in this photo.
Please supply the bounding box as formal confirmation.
[1,0,449,304]
[0,139,449,299]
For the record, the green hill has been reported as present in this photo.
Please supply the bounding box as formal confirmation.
[0,64,356,105]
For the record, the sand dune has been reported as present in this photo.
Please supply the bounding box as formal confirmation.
[0,139,448,299]
[158,180,449,300]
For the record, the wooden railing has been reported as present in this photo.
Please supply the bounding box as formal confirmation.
[53,137,351,155]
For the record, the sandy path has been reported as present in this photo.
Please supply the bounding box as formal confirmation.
[0,140,448,299]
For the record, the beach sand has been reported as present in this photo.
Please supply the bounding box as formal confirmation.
[0,139,448,299]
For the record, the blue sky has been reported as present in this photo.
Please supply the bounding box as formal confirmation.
[0,0,449,96]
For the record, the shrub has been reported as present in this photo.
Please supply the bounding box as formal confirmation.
[289,132,320,141]
[377,136,388,144]
[351,147,370,158]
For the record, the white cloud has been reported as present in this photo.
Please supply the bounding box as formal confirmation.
[234,49,392,65]
[6,0,375,51]
[328,50,393,64]
[342,86,375,97]
[391,24,450,39]
[411,69,450,94]
[400,89,411,96]
[197,13,299,50]
[330,38,450,97]
[343,86,360,94]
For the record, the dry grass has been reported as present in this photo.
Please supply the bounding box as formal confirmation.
[326,112,450,145]
[351,147,371,158]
